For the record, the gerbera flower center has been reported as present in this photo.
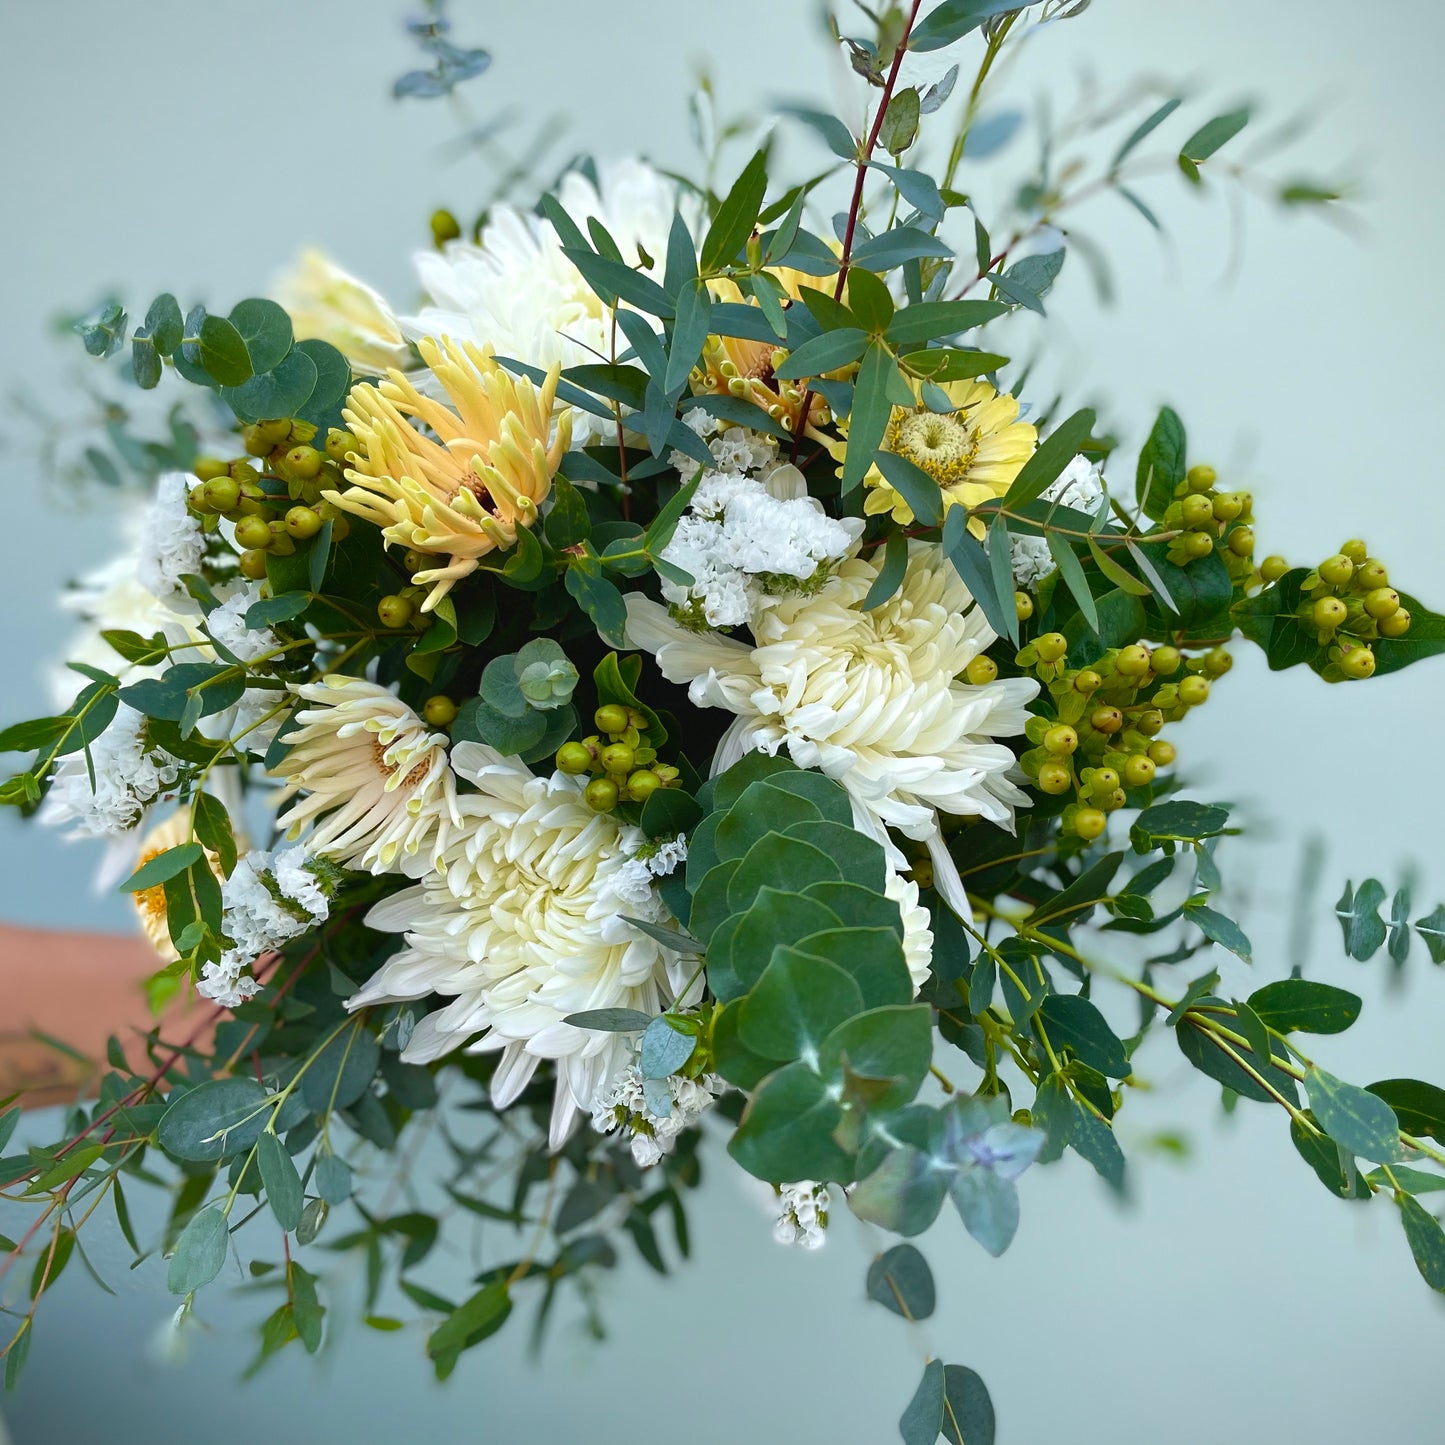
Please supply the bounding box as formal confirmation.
[888,408,980,486]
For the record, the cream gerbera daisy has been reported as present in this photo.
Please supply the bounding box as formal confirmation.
[325,336,571,612]
[272,677,458,875]
[129,811,224,961]
[346,742,689,1147]
[271,249,412,376]
[623,542,1038,919]
[864,377,1037,536]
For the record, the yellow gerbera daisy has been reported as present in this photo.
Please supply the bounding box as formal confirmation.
[863,376,1036,536]
[325,336,571,612]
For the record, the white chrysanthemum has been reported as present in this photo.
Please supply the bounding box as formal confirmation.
[346,741,689,1147]
[206,582,276,664]
[625,542,1038,919]
[773,1180,831,1249]
[1008,455,1108,590]
[590,1064,725,1168]
[199,846,329,1007]
[886,868,936,991]
[271,248,411,375]
[404,160,681,441]
[273,677,458,875]
[136,473,205,600]
[41,703,183,839]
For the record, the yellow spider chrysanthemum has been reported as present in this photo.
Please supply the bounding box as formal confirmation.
[326,336,571,611]
[692,271,835,435]
[863,376,1037,537]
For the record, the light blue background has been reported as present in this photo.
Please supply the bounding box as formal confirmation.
[2,2,1443,1442]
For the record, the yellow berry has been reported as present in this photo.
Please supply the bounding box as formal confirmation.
[1091,767,1120,791]
[1313,597,1347,630]
[1211,493,1245,522]
[965,655,999,686]
[1356,560,1389,590]
[234,515,273,551]
[1147,740,1177,767]
[325,428,357,463]
[1116,644,1151,677]
[238,548,269,580]
[1181,494,1215,529]
[422,695,457,726]
[1363,587,1400,620]
[626,769,663,802]
[1150,646,1181,675]
[285,505,323,540]
[600,742,634,774]
[1340,539,1369,565]
[377,594,413,629]
[1090,706,1124,734]
[1204,647,1233,677]
[1136,708,1165,736]
[284,445,323,480]
[1037,760,1073,795]
[1036,632,1068,663]
[1186,464,1217,492]
[1074,808,1108,841]
[202,475,241,513]
[1184,531,1215,559]
[1014,591,1034,621]
[585,777,619,811]
[1317,554,1354,587]
[1227,526,1255,557]
[1259,555,1290,583]
[556,741,593,774]
[1378,608,1412,638]
[1073,669,1103,694]
[192,455,231,483]
[1043,724,1078,756]
[1123,754,1156,788]
[594,704,629,735]
[1338,645,1376,680]
[1177,675,1210,707]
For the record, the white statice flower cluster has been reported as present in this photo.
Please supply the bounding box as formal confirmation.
[609,831,690,908]
[41,703,182,839]
[199,846,330,1007]
[773,1180,831,1249]
[590,1064,725,1168]
[135,472,205,600]
[1007,455,1108,590]
[660,423,863,630]
[206,582,277,664]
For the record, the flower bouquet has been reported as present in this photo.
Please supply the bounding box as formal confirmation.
[4,3,1445,1438]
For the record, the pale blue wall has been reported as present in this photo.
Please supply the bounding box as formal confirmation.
[2,3,1444,1442]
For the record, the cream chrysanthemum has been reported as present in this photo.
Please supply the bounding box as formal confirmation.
[326,336,571,612]
[129,812,226,961]
[272,677,458,874]
[863,377,1037,536]
[624,543,1038,918]
[404,159,680,442]
[271,249,412,375]
[347,741,688,1147]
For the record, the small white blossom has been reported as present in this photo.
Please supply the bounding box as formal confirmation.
[136,473,205,600]
[590,1063,724,1168]
[200,848,329,1007]
[41,704,183,838]
[773,1180,831,1249]
[206,583,277,664]
[649,833,688,877]
[1008,456,1107,590]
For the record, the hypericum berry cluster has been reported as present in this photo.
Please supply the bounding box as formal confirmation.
[187,420,355,582]
[1159,463,1256,577]
[1016,632,1227,838]
[1257,539,1410,681]
[555,705,682,812]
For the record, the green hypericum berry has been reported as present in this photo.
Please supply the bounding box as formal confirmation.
[1036,633,1068,664]
[626,769,663,802]
[1100,787,1128,812]
[242,425,274,457]
[325,428,357,463]
[1136,708,1165,736]
[1186,464,1217,492]
[431,208,462,246]
[1181,494,1215,529]
[192,455,230,483]
[1227,525,1255,557]
[1091,767,1120,791]
[1317,553,1354,587]
[1150,646,1181,675]
[1339,644,1376,679]
[1116,644,1151,677]
[285,445,323,480]
[238,548,269,580]
[1204,647,1233,677]
[1123,754,1156,788]
[1183,530,1215,559]
[422,695,458,727]
[555,741,593,774]
[1090,706,1124,734]
[1259,555,1290,583]
[1043,724,1078,756]
[234,515,273,551]
[1073,669,1103,694]
[202,475,241,513]
[1037,760,1072,794]
[377,594,413,629]
[1147,740,1176,766]
[600,742,634,774]
[585,777,619,811]
[1379,608,1412,638]
[401,548,429,575]
[1340,539,1369,565]
[1313,596,1347,630]
[594,704,630,735]
[285,506,323,540]
[964,655,998,685]
[1177,675,1210,706]
[1014,591,1035,620]
[1074,808,1107,840]
[1211,492,1245,521]
[1363,586,1400,620]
